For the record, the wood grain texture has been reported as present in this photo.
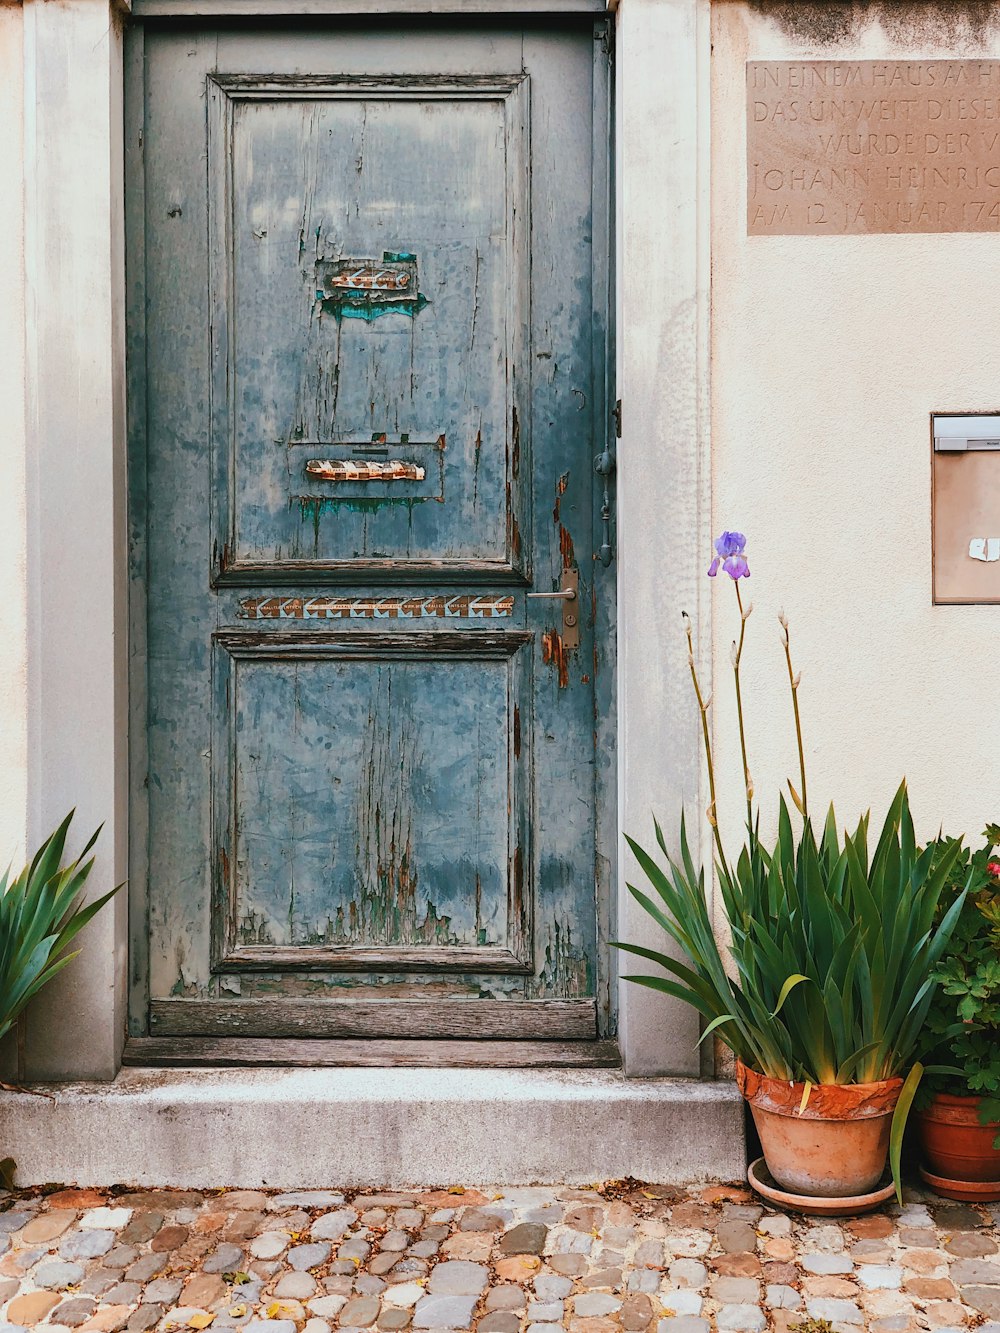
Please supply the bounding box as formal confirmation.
[124,1036,620,1068]
[150,998,597,1039]
[219,946,532,973]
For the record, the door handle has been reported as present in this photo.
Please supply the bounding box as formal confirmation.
[526,570,579,649]
[525,588,576,601]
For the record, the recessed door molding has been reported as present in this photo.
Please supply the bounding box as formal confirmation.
[133,1,609,17]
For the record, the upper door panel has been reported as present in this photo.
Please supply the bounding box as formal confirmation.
[210,74,529,583]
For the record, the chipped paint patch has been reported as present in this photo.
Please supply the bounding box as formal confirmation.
[315,251,429,320]
[528,916,592,999]
[238,594,515,620]
[559,525,575,571]
[541,628,570,689]
[553,471,569,524]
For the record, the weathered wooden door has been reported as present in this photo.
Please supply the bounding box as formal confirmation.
[129,19,614,1054]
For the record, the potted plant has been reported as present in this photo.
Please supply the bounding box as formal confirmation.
[915,831,1000,1200]
[614,531,967,1206]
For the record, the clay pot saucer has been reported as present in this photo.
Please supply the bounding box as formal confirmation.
[748,1157,896,1216]
[919,1164,1000,1202]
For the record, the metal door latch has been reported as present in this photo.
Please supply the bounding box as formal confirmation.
[527,568,580,650]
[595,400,619,567]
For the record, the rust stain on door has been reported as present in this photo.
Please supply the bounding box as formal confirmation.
[542,628,570,689]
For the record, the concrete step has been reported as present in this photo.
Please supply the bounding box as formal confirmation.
[0,1067,745,1188]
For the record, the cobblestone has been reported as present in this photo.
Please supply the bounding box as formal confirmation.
[0,1180,988,1333]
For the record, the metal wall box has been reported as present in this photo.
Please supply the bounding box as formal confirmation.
[932,414,1000,605]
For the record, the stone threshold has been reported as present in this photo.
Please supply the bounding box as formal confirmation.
[0,1067,745,1189]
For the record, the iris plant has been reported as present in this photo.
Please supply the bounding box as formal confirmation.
[614,530,968,1202]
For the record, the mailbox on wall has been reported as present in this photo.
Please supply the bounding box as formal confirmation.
[932,414,1000,605]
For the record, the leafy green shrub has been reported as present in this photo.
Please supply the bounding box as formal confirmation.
[920,827,1000,1145]
[0,813,119,1044]
[623,787,965,1090]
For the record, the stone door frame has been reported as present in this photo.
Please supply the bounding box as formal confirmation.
[16,0,712,1080]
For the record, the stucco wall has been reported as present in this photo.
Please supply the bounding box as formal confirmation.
[0,5,28,871]
[710,1,1000,857]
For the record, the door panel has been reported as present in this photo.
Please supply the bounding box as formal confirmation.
[214,631,531,974]
[211,75,528,580]
[132,21,613,1042]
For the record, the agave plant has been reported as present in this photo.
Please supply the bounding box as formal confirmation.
[0,813,119,1046]
[614,530,968,1199]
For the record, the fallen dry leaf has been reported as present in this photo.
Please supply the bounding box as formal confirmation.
[266,1303,298,1320]
[188,1314,215,1329]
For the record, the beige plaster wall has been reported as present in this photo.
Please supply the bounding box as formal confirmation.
[708,3,1000,858]
[0,5,28,870]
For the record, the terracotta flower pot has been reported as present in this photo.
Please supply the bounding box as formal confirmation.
[917,1092,1000,1184]
[737,1060,903,1198]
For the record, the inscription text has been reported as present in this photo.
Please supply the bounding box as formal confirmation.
[747,61,1000,235]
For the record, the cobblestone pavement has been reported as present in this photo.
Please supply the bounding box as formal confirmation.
[0,1182,997,1333]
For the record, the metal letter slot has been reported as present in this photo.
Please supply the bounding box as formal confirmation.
[305,459,426,483]
[527,569,579,649]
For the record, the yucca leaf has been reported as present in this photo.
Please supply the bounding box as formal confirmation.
[890,1062,924,1204]
[797,1080,814,1115]
[770,973,811,1018]
[696,1013,740,1046]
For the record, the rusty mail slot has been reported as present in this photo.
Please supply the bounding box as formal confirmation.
[327,263,411,291]
[314,252,428,321]
[305,459,427,483]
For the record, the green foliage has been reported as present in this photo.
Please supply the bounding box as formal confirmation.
[617,539,971,1201]
[0,813,120,1044]
[920,826,1000,1145]
[615,783,966,1087]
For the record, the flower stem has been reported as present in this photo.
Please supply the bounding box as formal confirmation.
[733,583,753,834]
[781,619,808,823]
[684,615,728,876]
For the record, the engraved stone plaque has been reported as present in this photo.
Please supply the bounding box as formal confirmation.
[748,61,1000,235]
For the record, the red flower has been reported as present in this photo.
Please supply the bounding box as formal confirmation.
[987,860,1000,878]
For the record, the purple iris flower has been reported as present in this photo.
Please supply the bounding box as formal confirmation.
[708,530,750,580]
